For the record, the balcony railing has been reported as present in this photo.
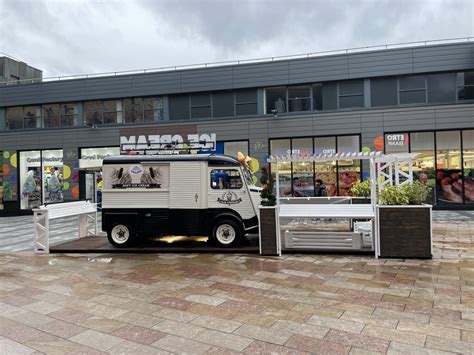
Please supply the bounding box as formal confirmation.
[1,37,473,86]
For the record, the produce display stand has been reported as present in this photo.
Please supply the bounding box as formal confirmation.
[267,151,418,258]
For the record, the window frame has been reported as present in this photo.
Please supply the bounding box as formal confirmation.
[210,169,244,190]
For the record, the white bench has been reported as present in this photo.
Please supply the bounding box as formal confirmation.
[279,204,374,251]
[33,201,98,254]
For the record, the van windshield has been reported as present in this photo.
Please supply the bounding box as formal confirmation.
[242,168,254,186]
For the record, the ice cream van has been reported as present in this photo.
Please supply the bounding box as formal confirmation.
[101,154,261,248]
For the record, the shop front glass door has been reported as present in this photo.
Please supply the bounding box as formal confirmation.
[291,138,314,196]
[337,135,361,196]
[42,150,64,204]
[463,130,474,204]
[436,131,463,206]
[410,132,436,205]
[270,139,292,197]
[314,137,337,196]
[19,151,42,209]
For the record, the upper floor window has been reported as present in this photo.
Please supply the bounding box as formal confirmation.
[457,71,474,101]
[212,91,234,117]
[190,93,211,119]
[235,89,257,116]
[371,77,397,107]
[143,97,164,122]
[288,86,311,112]
[169,94,190,120]
[5,107,24,130]
[338,80,364,109]
[399,75,426,104]
[265,87,286,114]
[42,103,77,128]
[84,100,122,126]
[210,169,243,189]
[427,73,456,104]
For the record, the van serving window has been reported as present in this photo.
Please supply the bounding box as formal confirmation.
[210,169,243,190]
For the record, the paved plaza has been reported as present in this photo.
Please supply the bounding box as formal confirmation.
[0,212,473,354]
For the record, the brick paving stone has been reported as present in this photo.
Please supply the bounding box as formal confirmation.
[362,324,427,346]
[108,339,171,354]
[270,319,329,339]
[397,320,461,339]
[307,314,365,333]
[111,324,166,345]
[425,335,474,354]
[234,323,292,345]
[285,334,351,354]
[37,319,86,339]
[152,319,207,339]
[192,329,253,352]
[69,329,126,352]
[185,294,226,306]
[243,340,310,354]
[324,329,390,353]
[113,311,164,328]
[22,300,64,315]
[387,341,457,355]
[152,334,211,354]
[0,336,37,354]
[76,316,128,333]
[48,307,92,324]
[191,315,242,333]
[153,296,195,310]
[0,324,45,343]
[340,310,399,328]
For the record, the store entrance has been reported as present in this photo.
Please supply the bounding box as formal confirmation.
[83,170,103,208]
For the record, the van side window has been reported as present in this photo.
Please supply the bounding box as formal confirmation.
[210,169,243,189]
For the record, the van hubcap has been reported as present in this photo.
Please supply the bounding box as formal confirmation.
[111,225,129,244]
[216,224,235,245]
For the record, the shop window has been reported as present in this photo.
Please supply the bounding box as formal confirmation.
[123,98,143,123]
[463,130,474,204]
[212,91,234,118]
[456,71,474,101]
[338,80,364,109]
[236,89,257,116]
[399,75,426,104]
[84,100,103,126]
[265,87,286,114]
[312,84,323,110]
[314,136,337,196]
[190,93,211,119]
[428,73,456,103]
[288,86,311,112]
[19,149,64,210]
[224,141,248,158]
[143,97,163,122]
[23,106,41,129]
[6,107,24,130]
[322,82,337,110]
[0,152,3,211]
[436,131,462,205]
[210,169,243,189]
[337,135,361,196]
[169,94,190,120]
[292,138,314,196]
[371,77,398,107]
[42,104,60,128]
[411,132,435,205]
[60,103,77,127]
[270,139,291,197]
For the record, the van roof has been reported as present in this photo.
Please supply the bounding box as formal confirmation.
[103,154,240,166]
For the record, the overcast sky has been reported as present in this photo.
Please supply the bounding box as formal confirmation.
[0,0,473,78]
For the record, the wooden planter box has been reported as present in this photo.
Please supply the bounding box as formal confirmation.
[377,204,432,259]
[258,206,280,256]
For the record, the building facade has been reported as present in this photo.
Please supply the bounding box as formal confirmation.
[0,41,473,215]
[0,56,42,84]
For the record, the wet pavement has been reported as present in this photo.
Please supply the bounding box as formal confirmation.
[0,212,473,354]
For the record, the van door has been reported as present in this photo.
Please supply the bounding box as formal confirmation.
[208,167,257,228]
[169,162,206,234]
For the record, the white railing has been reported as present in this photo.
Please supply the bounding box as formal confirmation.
[33,200,98,254]
[2,37,472,86]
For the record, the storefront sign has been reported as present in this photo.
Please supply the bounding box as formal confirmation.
[120,133,216,154]
[385,134,409,147]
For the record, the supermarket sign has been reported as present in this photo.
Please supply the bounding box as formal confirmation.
[385,134,409,147]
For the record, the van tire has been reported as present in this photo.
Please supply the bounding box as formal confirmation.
[107,223,135,248]
[210,219,242,248]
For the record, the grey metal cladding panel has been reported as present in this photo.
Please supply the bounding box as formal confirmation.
[131,72,182,95]
[84,77,132,99]
[413,45,474,71]
[41,80,86,103]
[233,62,289,87]
[181,67,233,82]
[0,86,43,106]
[348,49,413,64]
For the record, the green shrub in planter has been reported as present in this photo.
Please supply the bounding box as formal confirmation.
[378,181,431,205]
[351,180,372,198]
[259,168,276,206]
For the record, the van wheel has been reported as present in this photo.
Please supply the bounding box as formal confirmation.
[108,224,134,248]
[211,219,242,247]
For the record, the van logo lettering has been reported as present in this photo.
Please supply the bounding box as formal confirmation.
[217,191,242,205]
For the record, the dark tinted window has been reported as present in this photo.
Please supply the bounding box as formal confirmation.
[371,77,398,107]
[236,89,257,116]
[190,93,211,119]
[212,91,234,117]
[338,80,364,109]
[322,83,337,110]
[428,73,456,103]
[399,75,426,105]
[169,94,190,120]
[457,72,474,101]
[312,84,323,110]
